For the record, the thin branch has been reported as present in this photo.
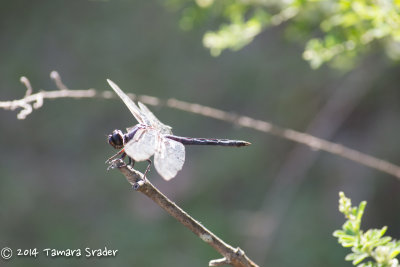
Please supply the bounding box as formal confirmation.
[0,72,98,119]
[0,71,116,119]
[162,99,400,180]
[1,71,399,179]
[50,70,69,90]
[112,159,258,267]
[20,76,33,97]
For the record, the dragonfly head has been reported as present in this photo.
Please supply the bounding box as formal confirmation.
[108,129,125,149]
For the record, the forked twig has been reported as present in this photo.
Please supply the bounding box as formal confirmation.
[0,72,97,119]
[1,71,399,179]
[0,71,117,119]
[113,160,258,267]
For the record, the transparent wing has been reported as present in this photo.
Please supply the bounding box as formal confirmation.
[107,79,148,125]
[124,128,158,161]
[138,102,172,134]
[154,137,185,181]
[126,126,136,132]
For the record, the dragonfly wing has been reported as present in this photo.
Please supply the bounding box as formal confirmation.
[138,102,172,135]
[124,128,158,161]
[107,79,145,124]
[154,137,185,180]
[126,126,136,132]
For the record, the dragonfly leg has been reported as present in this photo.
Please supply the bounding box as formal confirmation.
[105,149,125,164]
[116,152,138,168]
[143,159,152,180]
[120,152,126,159]
[132,160,151,190]
[127,157,136,168]
[118,153,138,169]
[106,149,130,170]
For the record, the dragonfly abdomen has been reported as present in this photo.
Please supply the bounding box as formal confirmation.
[165,135,250,147]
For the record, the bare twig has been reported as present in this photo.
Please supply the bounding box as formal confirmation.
[1,71,399,179]
[20,76,33,97]
[50,70,69,90]
[112,160,258,267]
[0,72,98,119]
[162,99,400,180]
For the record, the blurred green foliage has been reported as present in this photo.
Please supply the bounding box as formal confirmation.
[334,192,400,267]
[167,0,400,69]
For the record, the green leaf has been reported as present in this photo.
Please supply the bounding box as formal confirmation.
[171,0,400,69]
[333,192,400,266]
[345,252,369,264]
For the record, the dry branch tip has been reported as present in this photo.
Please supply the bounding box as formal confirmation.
[20,76,33,97]
[50,70,68,90]
[209,257,229,266]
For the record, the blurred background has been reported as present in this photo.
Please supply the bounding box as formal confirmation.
[0,0,399,266]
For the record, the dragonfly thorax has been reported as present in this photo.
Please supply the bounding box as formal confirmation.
[108,129,125,149]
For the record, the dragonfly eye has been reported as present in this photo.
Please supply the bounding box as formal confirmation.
[108,130,124,149]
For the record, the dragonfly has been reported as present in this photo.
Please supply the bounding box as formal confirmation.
[106,79,251,181]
